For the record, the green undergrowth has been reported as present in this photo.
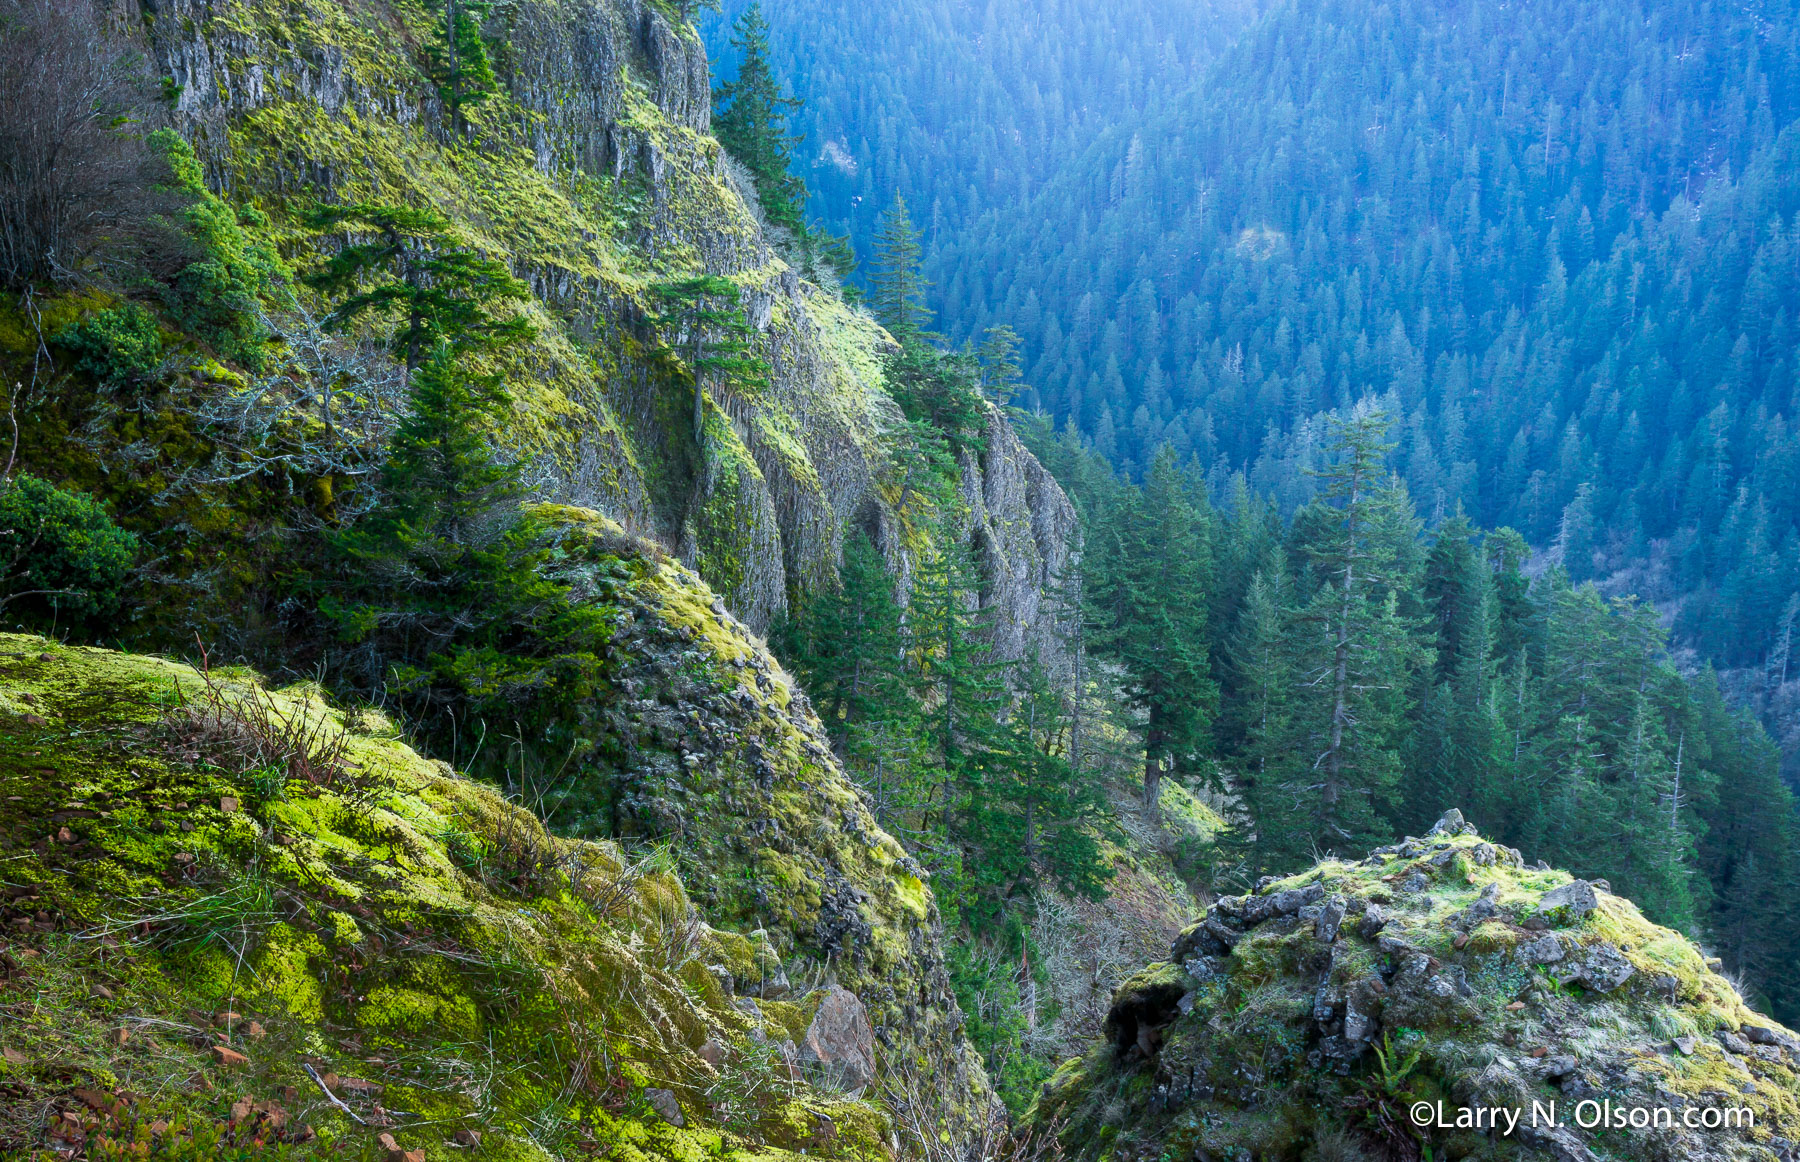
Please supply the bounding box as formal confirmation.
[0,633,889,1161]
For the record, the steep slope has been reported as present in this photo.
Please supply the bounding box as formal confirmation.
[0,506,997,1156]
[924,0,1800,736]
[129,0,1075,649]
[1032,811,1800,1162]
[700,0,1261,267]
[0,630,894,1159]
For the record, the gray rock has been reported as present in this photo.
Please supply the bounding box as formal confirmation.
[1357,904,1390,939]
[1316,896,1347,943]
[644,1087,684,1127]
[1273,884,1326,915]
[798,985,877,1090]
[1742,1025,1796,1052]
[1377,933,1422,958]
[1581,944,1635,992]
[1426,808,1469,836]
[1719,1030,1754,1055]
[1402,871,1429,893]
[1532,880,1599,926]
[1201,915,1241,953]
[1540,1054,1579,1079]
[1343,978,1384,1043]
[1522,934,1566,965]
[1454,895,1500,930]
[1674,1034,1697,1055]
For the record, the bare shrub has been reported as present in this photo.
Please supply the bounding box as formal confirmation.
[884,1062,1065,1162]
[0,0,152,286]
[1024,888,1142,1061]
[162,647,351,788]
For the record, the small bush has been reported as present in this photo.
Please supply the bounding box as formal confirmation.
[0,473,137,626]
[56,301,165,383]
[146,129,288,370]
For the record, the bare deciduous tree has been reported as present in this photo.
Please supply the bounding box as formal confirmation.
[0,0,151,286]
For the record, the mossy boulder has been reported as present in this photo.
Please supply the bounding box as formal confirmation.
[1030,811,1800,1162]
[0,633,895,1159]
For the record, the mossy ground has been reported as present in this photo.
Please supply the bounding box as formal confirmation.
[0,633,891,1160]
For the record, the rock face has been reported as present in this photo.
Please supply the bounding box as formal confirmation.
[1033,811,1800,1162]
[131,0,1077,649]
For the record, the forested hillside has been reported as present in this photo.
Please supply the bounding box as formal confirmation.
[720,0,1800,779]
[700,0,1260,265]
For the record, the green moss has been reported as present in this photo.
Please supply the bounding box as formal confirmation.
[0,634,893,1160]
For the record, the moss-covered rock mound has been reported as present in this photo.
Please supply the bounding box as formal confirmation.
[1031,811,1800,1162]
[0,632,898,1160]
[525,507,989,1133]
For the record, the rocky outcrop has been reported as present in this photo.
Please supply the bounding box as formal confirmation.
[1033,811,1800,1162]
[961,405,1081,669]
[503,509,994,1135]
[131,0,1077,646]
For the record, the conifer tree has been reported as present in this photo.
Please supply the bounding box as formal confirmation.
[778,533,908,754]
[975,324,1024,406]
[1287,408,1431,855]
[303,202,534,369]
[1227,553,1303,868]
[422,0,497,136]
[713,3,807,236]
[645,275,768,442]
[984,653,1110,902]
[1085,447,1217,811]
[870,195,932,342]
[884,342,988,448]
[321,343,542,700]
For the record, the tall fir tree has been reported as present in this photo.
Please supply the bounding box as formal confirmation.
[870,195,932,342]
[713,3,808,235]
[1285,407,1431,857]
[1085,447,1218,811]
[645,275,768,442]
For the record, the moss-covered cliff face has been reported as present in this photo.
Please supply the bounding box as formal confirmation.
[0,630,906,1159]
[520,507,991,1132]
[132,0,1075,649]
[1032,811,1800,1162]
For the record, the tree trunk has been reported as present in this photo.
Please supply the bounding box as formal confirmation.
[1143,721,1164,814]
